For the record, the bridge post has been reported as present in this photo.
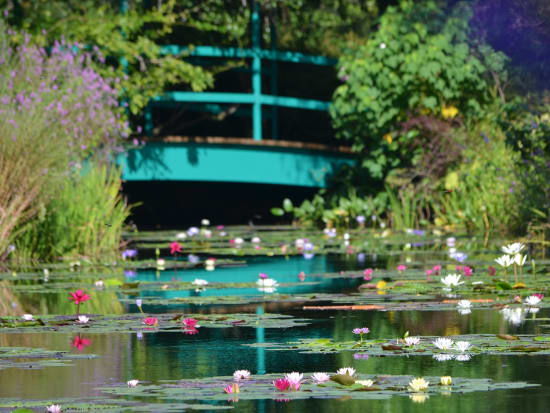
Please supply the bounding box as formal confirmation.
[270,17,279,140]
[251,1,262,140]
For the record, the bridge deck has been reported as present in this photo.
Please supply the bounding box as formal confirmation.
[118,137,356,188]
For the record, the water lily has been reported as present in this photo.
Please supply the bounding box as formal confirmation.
[203,229,212,238]
[515,253,527,266]
[525,295,542,306]
[311,372,330,383]
[22,314,33,321]
[233,237,244,245]
[273,378,291,391]
[170,241,182,255]
[495,254,514,268]
[425,269,433,276]
[356,379,374,387]
[77,315,89,324]
[224,383,240,394]
[298,271,306,281]
[397,264,407,272]
[233,370,251,380]
[336,367,356,376]
[404,336,420,346]
[352,327,370,342]
[488,266,496,276]
[356,215,366,224]
[183,318,198,329]
[432,264,442,274]
[69,290,91,305]
[457,300,472,310]
[187,227,199,236]
[295,238,305,249]
[454,341,471,352]
[408,377,429,392]
[463,266,473,276]
[47,404,62,412]
[127,379,139,387]
[156,258,165,269]
[259,272,268,280]
[175,232,187,239]
[121,249,137,260]
[363,268,373,281]
[257,278,278,287]
[143,317,158,326]
[95,280,104,288]
[433,337,454,350]
[205,258,216,271]
[251,236,261,243]
[201,219,210,226]
[192,279,208,286]
[440,376,452,386]
[441,274,464,288]
[284,372,303,390]
[502,242,525,255]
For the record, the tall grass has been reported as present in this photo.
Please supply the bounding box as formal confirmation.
[15,165,132,262]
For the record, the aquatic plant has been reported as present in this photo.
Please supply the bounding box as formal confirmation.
[440,376,452,386]
[223,383,240,394]
[441,274,464,288]
[352,327,370,342]
[170,242,182,255]
[46,405,61,413]
[233,370,251,381]
[127,380,139,387]
[68,290,90,315]
[404,337,420,347]
[311,373,330,383]
[273,378,291,391]
[336,367,356,377]
[432,337,454,350]
[142,317,158,327]
[408,377,429,392]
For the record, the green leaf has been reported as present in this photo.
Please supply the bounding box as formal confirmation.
[271,208,284,216]
[283,198,294,213]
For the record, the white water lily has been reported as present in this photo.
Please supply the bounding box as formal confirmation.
[22,314,34,321]
[514,253,527,266]
[502,243,525,255]
[192,279,208,286]
[251,236,261,243]
[127,379,139,387]
[433,354,454,361]
[175,232,187,239]
[256,278,278,287]
[47,405,61,413]
[311,372,330,383]
[201,219,210,226]
[501,307,525,325]
[441,274,464,288]
[454,341,471,352]
[336,367,356,376]
[95,280,104,288]
[495,254,514,268]
[234,237,244,245]
[404,336,420,346]
[285,372,303,384]
[233,370,251,380]
[408,377,429,392]
[356,379,374,387]
[525,295,542,306]
[77,315,89,324]
[457,300,471,309]
[433,337,454,350]
[456,354,472,361]
[295,238,305,248]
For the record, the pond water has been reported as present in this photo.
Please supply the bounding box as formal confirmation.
[1,229,549,412]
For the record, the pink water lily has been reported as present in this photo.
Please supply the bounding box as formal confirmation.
[397,265,406,272]
[363,268,373,280]
[183,318,197,328]
[273,378,290,391]
[170,241,182,255]
[69,290,91,305]
[143,317,158,326]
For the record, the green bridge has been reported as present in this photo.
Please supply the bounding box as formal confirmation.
[118,2,356,188]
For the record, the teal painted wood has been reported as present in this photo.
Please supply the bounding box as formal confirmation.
[153,92,330,111]
[118,142,356,188]
[160,45,337,66]
[251,1,262,140]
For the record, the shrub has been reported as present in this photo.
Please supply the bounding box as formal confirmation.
[0,21,127,258]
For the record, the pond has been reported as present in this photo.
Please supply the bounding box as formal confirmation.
[1,228,549,412]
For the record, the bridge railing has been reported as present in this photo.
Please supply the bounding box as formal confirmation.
[145,2,336,141]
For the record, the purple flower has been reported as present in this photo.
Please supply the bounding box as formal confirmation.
[122,249,137,259]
